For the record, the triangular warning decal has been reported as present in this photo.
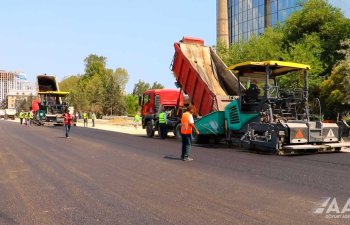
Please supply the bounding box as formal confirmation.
[326,129,335,138]
[295,129,305,139]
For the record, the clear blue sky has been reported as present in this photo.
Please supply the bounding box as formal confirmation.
[0,0,216,93]
[1,1,349,94]
[333,0,350,17]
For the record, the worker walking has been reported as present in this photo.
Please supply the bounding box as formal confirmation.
[158,108,168,139]
[64,109,73,138]
[26,111,33,127]
[19,110,24,125]
[91,112,96,127]
[24,111,29,127]
[180,106,199,161]
[83,112,88,127]
[133,113,141,129]
[29,111,33,126]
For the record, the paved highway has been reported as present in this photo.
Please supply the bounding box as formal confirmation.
[0,120,349,225]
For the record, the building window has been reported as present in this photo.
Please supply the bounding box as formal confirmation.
[271,0,277,14]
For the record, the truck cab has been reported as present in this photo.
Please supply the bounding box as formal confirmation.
[140,89,184,138]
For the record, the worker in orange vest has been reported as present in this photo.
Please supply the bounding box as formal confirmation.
[180,105,199,161]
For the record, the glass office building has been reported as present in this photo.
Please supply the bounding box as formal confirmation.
[228,0,304,43]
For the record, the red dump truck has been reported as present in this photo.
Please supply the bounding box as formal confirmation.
[140,89,184,138]
[172,37,241,117]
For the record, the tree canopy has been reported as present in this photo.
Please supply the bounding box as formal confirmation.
[282,0,350,75]
[217,0,350,118]
[132,80,164,96]
[59,54,129,116]
[320,40,350,118]
[59,55,165,116]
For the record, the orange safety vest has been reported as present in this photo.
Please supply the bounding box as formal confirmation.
[181,112,192,134]
[64,113,73,125]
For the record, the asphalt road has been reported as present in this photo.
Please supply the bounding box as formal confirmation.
[1,120,350,225]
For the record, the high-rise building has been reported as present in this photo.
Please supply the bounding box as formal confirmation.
[218,0,349,44]
[0,70,36,107]
[227,0,304,43]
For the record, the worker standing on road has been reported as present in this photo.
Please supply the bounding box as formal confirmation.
[133,113,141,129]
[29,111,33,126]
[91,112,96,127]
[24,111,29,127]
[19,110,24,125]
[83,112,88,127]
[158,107,168,139]
[180,106,199,161]
[64,109,73,138]
[25,111,32,127]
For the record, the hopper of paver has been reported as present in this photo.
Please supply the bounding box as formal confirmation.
[171,37,242,116]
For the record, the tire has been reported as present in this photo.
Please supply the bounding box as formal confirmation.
[174,123,182,140]
[192,132,200,144]
[174,123,198,142]
[146,121,155,137]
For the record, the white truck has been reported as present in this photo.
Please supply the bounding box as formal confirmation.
[0,109,5,119]
[5,108,16,120]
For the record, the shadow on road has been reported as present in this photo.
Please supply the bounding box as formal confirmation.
[163,155,182,160]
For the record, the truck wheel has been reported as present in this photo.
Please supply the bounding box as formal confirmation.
[146,121,154,137]
[174,123,199,143]
[192,132,200,144]
[174,123,182,140]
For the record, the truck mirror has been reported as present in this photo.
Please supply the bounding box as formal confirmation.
[174,82,182,89]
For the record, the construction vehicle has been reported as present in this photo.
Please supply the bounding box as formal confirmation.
[171,37,350,154]
[140,89,184,138]
[35,74,69,126]
[0,109,5,119]
[172,37,241,116]
[4,108,16,120]
[36,91,69,126]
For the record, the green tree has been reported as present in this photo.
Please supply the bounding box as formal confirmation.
[217,27,285,66]
[125,94,139,116]
[320,40,350,118]
[83,54,107,81]
[133,80,151,96]
[59,75,84,112]
[85,74,105,114]
[101,68,127,115]
[59,75,80,92]
[283,0,350,75]
[277,33,324,96]
[151,81,164,89]
[132,80,164,96]
[114,68,129,91]
[60,55,129,116]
